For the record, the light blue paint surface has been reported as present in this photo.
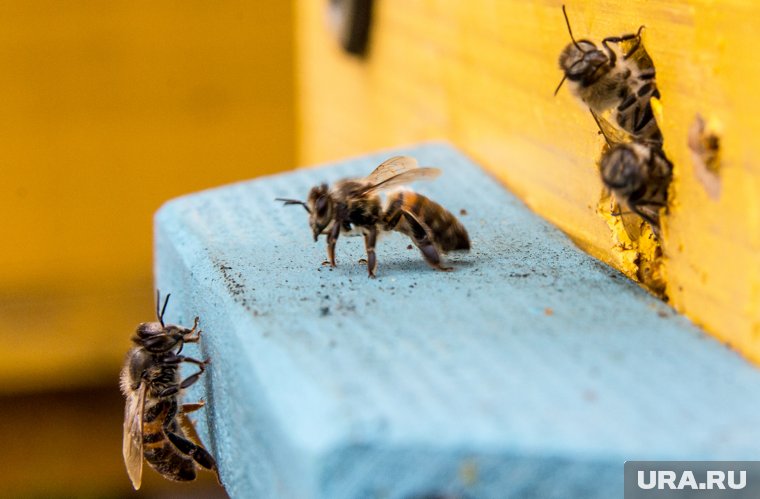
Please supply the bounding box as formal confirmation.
[154,143,760,499]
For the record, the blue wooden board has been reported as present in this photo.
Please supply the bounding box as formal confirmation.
[154,142,760,499]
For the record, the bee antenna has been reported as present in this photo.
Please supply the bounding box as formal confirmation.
[275,198,311,214]
[553,74,568,96]
[158,291,171,327]
[562,5,584,52]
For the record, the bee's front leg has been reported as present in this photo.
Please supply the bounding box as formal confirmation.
[326,220,341,267]
[363,226,378,278]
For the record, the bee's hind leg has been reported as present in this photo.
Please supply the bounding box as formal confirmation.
[166,432,216,469]
[162,399,216,470]
[402,212,452,272]
[166,431,216,469]
[417,241,453,272]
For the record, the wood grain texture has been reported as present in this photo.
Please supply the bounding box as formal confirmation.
[295,0,760,364]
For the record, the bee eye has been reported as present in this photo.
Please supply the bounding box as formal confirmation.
[316,197,328,216]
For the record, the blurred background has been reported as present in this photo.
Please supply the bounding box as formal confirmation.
[1,0,294,496]
[2,0,758,496]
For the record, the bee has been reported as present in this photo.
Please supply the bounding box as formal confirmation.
[121,292,217,490]
[556,5,663,145]
[277,156,470,277]
[592,111,672,237]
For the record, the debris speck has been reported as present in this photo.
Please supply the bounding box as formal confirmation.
[460,208,468,216]
[320,306,331,317]
[688,113,722,199]
[406,244,413,250]
[544,307,553,316]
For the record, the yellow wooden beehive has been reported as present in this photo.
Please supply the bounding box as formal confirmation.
[296,0,760,363]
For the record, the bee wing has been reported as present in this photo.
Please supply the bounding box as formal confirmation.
[623,39,655,72]
[590,109,632,146]
[617,202,645,241]
[365,156,421,184]
[123,383,146,490]
[360,168,441,195]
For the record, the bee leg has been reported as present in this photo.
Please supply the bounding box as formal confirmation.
[158,356,208,397]
[162,399,216,470]
[602,26,644,60]
[326,220,341,267]
[184,317,202,343]
[630,201,664,236]
[166,431,217,470]
[417,241,453,272]
[181,401,206,414]
[622,26,645,59]
[363,226,378,278]
[610,209,633,217]
[401,212,452,272]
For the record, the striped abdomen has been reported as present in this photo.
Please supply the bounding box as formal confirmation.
[142,399,196,482]
[614,79,663,145]
[385,191,470,252]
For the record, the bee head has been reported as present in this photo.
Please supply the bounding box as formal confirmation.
[600,144,648,195]
[554,5,611,95]
[133,291,200,354]
[307,184,333,241]
[134,322,193,353]
[559,41,608,81]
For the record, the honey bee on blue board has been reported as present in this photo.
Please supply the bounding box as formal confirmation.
[277,156,470,277]
[120,292,217,490]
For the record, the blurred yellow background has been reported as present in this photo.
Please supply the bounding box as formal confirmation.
[3,0,759,496]
[1,0,294,495]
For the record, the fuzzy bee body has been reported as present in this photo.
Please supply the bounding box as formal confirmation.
[278,156,470,277]
[599,139,673,236]
[557,5,663,145]
[139,395,197,482]
[384,191,470,255]
[330,178,385,234]
[121,293,217,490]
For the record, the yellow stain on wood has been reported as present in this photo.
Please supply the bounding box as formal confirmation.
[296,0,760,363]
[0,1,295,391]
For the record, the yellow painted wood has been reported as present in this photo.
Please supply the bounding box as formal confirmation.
[296,0,760,363]
[0,1,295,391]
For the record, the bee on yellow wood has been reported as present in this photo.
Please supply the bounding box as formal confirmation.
[592,111,672,237]
[277,156,470,277]
[120,292,217,490]
[556,5,663,145]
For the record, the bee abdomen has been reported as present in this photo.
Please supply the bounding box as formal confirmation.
[390,192,470,252]
[145,442,197,481]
